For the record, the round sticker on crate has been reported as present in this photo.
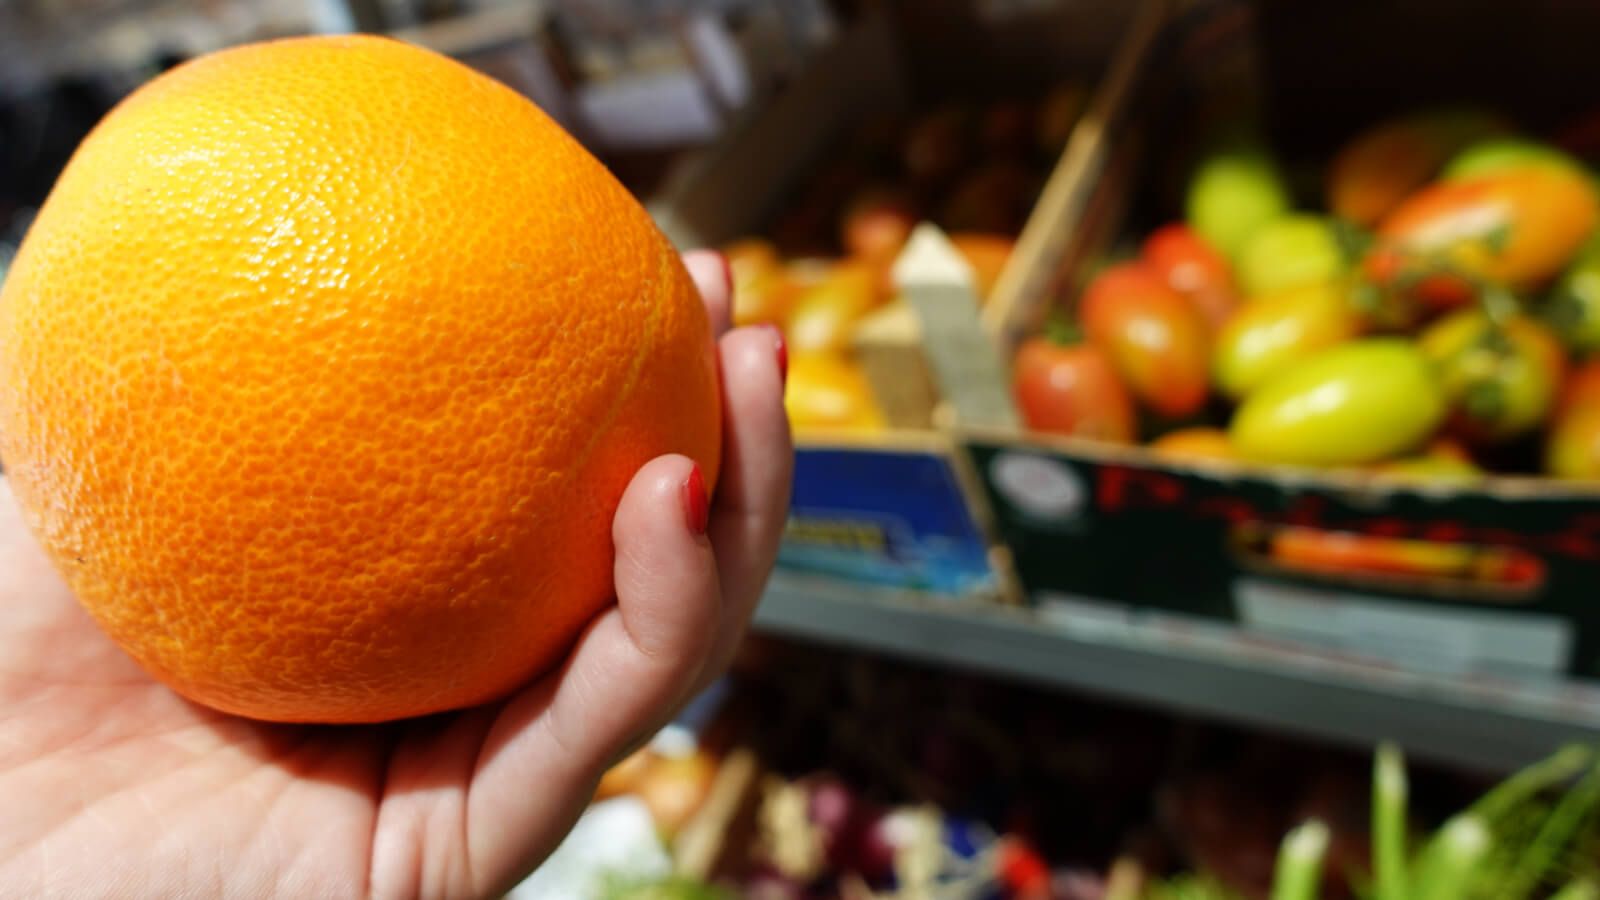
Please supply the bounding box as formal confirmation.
[989,451,1086,523]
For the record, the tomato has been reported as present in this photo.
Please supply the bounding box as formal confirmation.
[1079,263,1211,418]
[840,187,918,265]
[979,98,1035,158]
[785,261,884,353]
[901,105,973,188]
[949,232,1015,303]
[1150,427,1236,462]
[1212,281,1363,401]
[1547,404,1600,480]
[1544,251,1600,352]
[1235,215,1348,298]
[1419,310,1567,442]
[784,352,886,432]
[1366,167,1600,309]
[1186,143,1292,258]
[1141,223,1239,328]
[1559,358,1600,414]
[1012,337,1136,442]
[1442,137,1588,182]
[940,160,1038,235]
[1230,338,1446,466]
[1327,108,1505,226]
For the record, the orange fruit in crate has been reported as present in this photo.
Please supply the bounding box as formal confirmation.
[0,36,722,723]
[726,238,791,327]
[785,353,886,432]
[786,260,885,353]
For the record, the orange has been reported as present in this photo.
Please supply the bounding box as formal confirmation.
[0,36,721,723]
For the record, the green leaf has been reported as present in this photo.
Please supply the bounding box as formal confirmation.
[1044,314,1083,346]
[1331,218,1376,263]
[1550,879,1600,900]
[1483,222,1515,256]
[1374,743,1410,900]
[1273,820,1330,900]
[1462,378,1507,424]
[1411,814,1491,900]
[1498,756,1600,900]
[1468,745,1592,823]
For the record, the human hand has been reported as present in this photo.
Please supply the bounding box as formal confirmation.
[0,250,793,899]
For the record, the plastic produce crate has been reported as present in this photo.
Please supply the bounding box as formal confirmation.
[961,0,1600,679]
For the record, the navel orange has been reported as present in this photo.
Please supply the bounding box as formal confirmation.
[0,36,721,723]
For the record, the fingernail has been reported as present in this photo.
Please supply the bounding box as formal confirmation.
[681,463,709,536]
[763,324,788,385]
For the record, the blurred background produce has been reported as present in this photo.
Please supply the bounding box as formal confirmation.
[568,642,1600,900]
[1016,105,1600,483]
[723,81,1086,434]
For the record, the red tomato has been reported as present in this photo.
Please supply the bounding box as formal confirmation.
[1012,337,1136,442]
[1142,223,1239,329]
[1328,109,1505,226]
[1366,167,1600,312]
[1080,263,1211,418]
[840,187,917,265]
[1559,358,1600,415]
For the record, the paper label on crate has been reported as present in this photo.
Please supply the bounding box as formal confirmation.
[1235,578,1573,676]
[779,446,994,596]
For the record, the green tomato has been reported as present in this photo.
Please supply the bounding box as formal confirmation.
[1442,137,1588,181]
[1213,281,1362,401]
[1546,255,1600,352]
[1420,310,1566,442]
[1231,339,1446,466]
[1234,214,1347,297]
[1186,146,1292,259]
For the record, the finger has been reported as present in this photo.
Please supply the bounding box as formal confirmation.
[466,454,720,890]
[682,249,732,337]
[697,324,792,689]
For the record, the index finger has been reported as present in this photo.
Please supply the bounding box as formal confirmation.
[682,249,733,337]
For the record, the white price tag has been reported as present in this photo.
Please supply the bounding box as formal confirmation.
[1235,578,1573,676]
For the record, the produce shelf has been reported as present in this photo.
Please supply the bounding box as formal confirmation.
[753,573,1600,774]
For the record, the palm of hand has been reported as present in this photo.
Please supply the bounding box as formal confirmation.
[0,252,792,899]
[3,544,395,896]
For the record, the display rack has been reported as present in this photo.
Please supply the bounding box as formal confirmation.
[753,573,1600,774]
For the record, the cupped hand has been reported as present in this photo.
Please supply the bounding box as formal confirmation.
[0,250,793,899]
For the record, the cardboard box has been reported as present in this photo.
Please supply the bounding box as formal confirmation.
[647,3,1152,600]
[960,0,1600,678]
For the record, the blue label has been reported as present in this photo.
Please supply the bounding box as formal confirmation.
[777,445,994,596]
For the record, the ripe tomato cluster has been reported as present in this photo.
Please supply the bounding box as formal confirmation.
[1015,108,1600,482]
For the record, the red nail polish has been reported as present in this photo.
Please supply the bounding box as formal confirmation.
[681,464,709,536]
[764,324,788,385]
